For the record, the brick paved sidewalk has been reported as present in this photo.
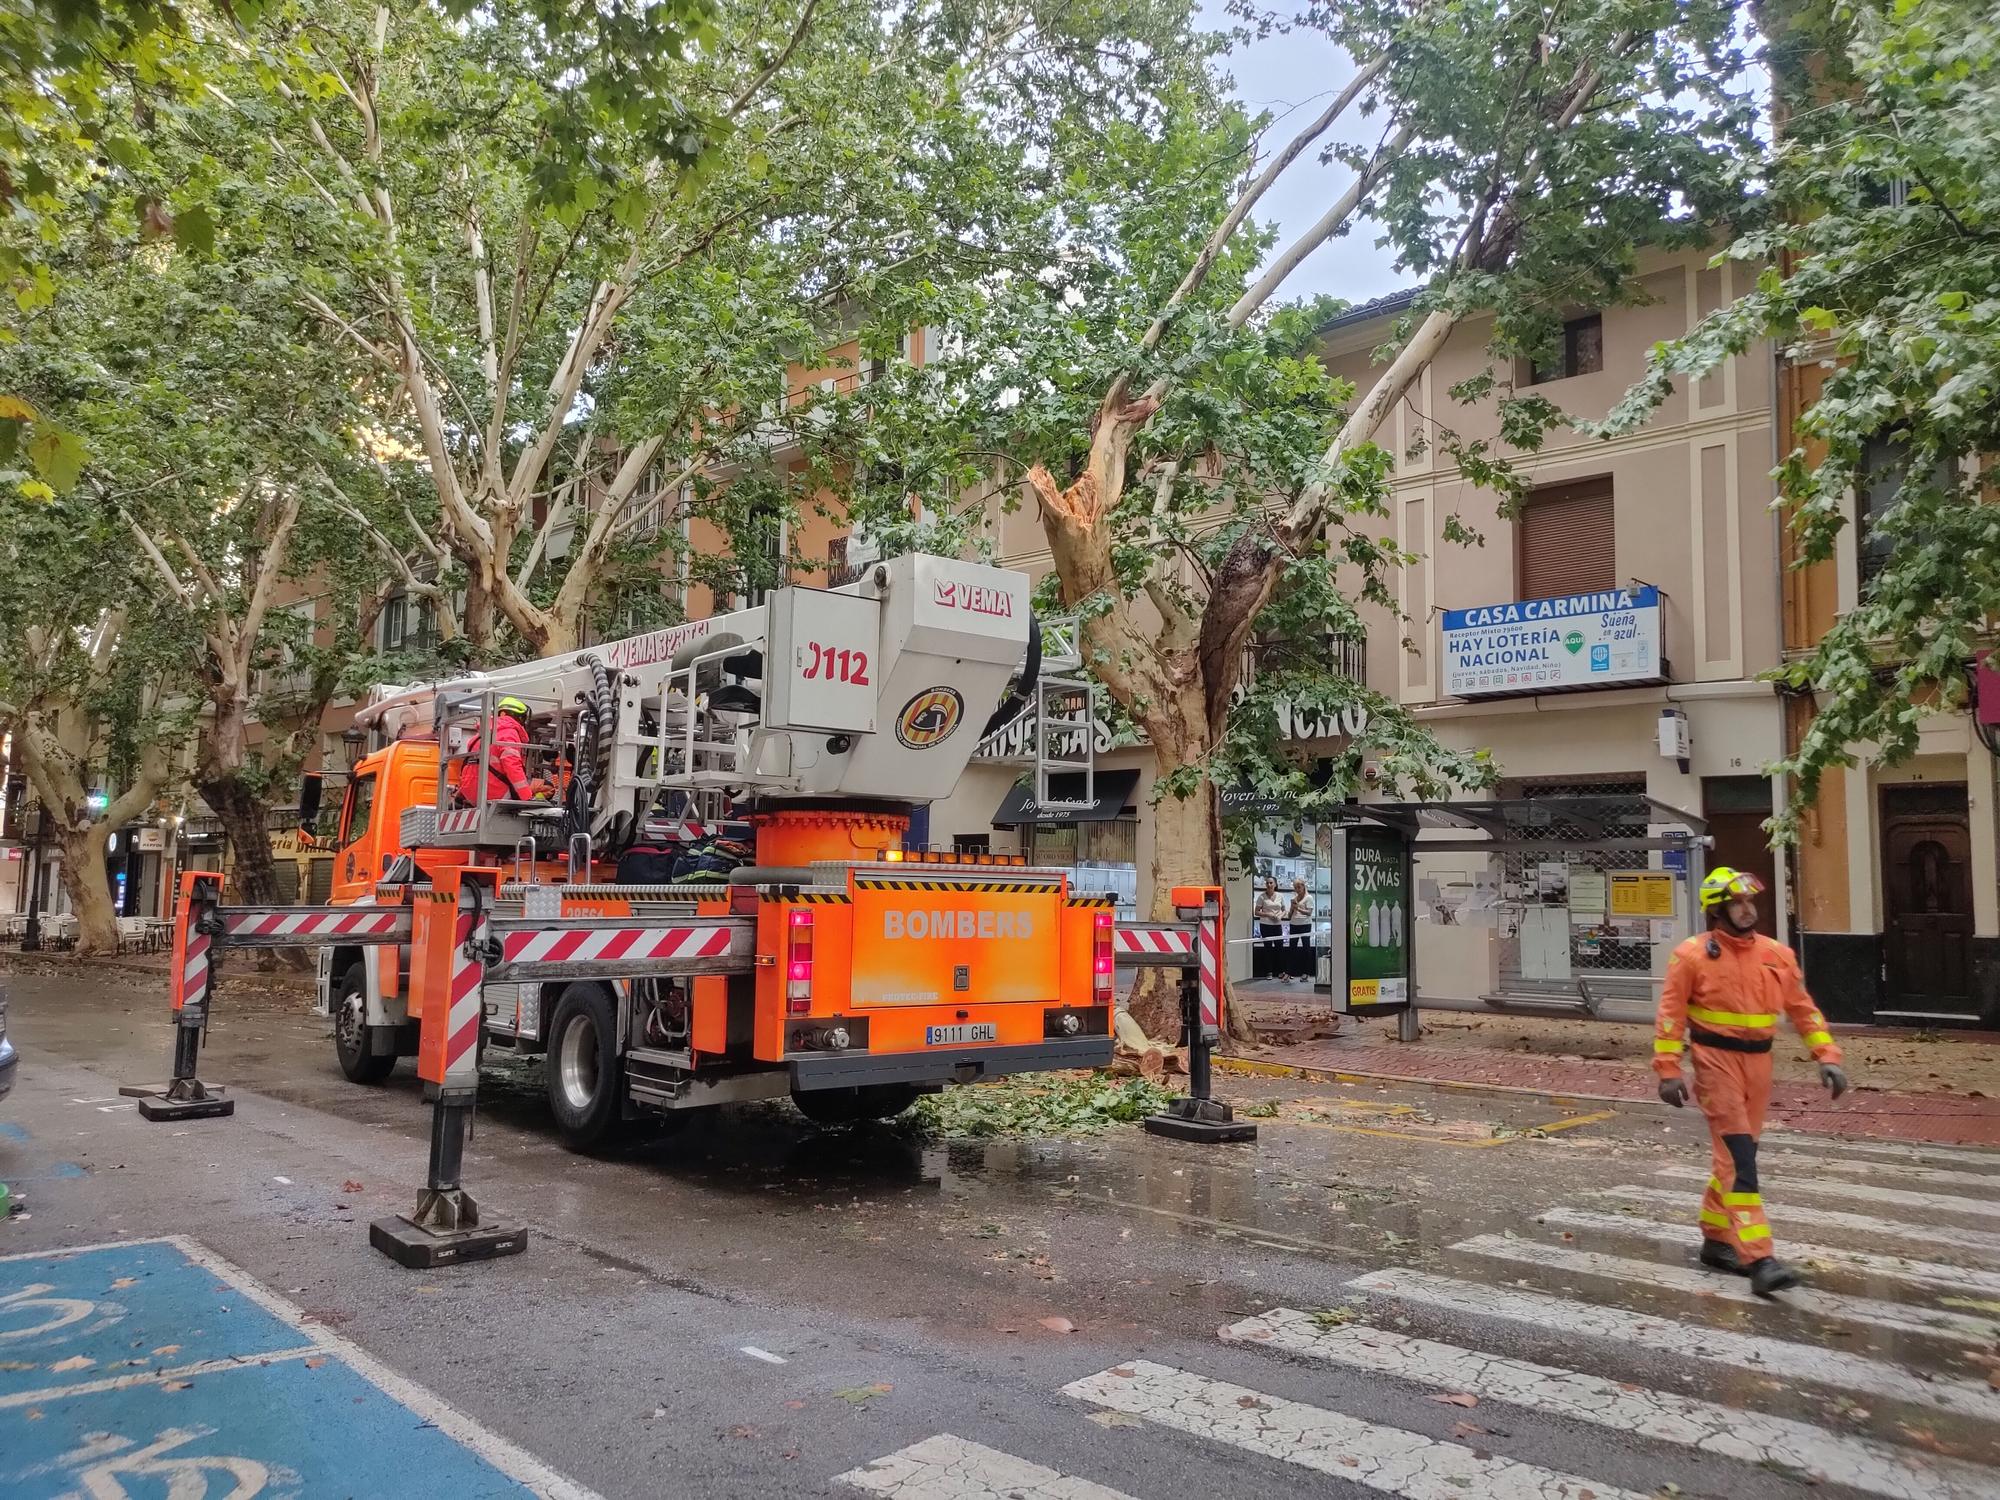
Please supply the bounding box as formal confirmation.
[1249,1035,2000,1147]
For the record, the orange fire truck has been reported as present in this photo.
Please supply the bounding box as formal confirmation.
[165,556,1123,1140]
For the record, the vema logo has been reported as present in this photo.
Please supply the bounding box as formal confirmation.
[931,579,1015,619]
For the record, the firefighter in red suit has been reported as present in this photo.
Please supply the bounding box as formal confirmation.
[457,696,536,805]
[1654,867,1849,1298]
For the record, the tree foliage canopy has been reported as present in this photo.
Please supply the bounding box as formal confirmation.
[1602,0,2000,837]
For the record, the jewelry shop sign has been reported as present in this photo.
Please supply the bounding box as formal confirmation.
[1442,586,1662,698]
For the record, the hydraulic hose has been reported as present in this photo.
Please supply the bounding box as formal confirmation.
[978,613,1042,741]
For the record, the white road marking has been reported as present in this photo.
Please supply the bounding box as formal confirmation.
[1348,1268,2000,1422]
[1536,1206,2000,1298]
[1764,1134,2000,1170]
[272,1176,293,1186]
[1223,1309,2000,1500]
[0,1347,318,1410]
[739,1345,786,1364]
[1603,1184,2000,1260]
[1654,1165,2000,1221]
[1065,1361,1649,1500]
[1770,1153,2000,1190]
[1450,1234,2000,1345]
[839,1434,1137,1499]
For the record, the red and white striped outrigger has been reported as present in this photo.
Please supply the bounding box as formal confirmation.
[124,872,415,1123]
[1110,886,1250,1144]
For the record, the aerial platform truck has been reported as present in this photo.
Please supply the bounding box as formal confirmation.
[135,553,1236,1267]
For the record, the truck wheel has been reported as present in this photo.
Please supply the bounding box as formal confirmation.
[333,962,396,1085]
[546,983,623,1151]
[792,1084,921,1127]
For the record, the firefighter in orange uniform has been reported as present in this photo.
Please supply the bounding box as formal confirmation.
[1654,867,1849,1298]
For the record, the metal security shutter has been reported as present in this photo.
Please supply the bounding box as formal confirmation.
[1518,479,1614,599]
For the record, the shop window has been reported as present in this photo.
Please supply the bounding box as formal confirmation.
[1526,314,1603,385]
[953,834,990,856]
[1517,478,1614,600]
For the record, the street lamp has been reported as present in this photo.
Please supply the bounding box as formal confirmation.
[21,804,45,953]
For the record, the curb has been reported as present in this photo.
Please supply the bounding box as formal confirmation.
[1214,1054,1653,1113]
[1214,1054,2000,1148]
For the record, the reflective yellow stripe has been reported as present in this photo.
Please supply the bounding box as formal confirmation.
[1723,1191,1762,1207]
[1738,1224,1773,1241]
[1707,1177,1724,1193]
[1688,1005,1777,1028]
[1804,1030,1833,1048]
[1654,1039,1685,1054]
[1700,1210,1731,1228]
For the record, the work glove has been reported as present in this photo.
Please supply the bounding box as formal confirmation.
[1658,1076,1689,1108]
[1820,1063,1850,1100]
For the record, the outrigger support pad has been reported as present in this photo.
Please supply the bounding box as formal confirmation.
[370,911,528,1271]
[124,1015,234,1121]
[1141,894,1257,1146]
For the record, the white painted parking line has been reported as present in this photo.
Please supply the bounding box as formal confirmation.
[1450,1234,2000,1345]
[1536,1206,2000,1298]
[1222,1309,2000,1500]
[1764,1134,2000,1170]
[1066,1361,1649,1500]
[1654,1166,2000,1221]
[1769,1153,2000,1190]
[739,1346,786,1364]
[839,1434,1138,1499]
[1603,1184,2000,1260]
[1347,1268,2000,1422]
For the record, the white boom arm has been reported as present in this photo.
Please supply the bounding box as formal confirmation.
[354,554,1033,844]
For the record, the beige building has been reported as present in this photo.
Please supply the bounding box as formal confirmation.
[934,246,1792,1001]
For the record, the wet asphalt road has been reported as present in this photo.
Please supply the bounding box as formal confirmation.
[2,958,1998,1499]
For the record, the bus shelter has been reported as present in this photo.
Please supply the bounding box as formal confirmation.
[1318,795,1708,1039]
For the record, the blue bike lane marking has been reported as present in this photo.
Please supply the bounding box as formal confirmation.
[0,1237,598,1499]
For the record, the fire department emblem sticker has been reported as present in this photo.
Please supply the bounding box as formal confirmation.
[896,686,964,749]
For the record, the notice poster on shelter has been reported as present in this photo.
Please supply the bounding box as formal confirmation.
[1568,869,1607,917]
[1608,870,1676,918]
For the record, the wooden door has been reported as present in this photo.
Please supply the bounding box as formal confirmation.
[1880,784,1976,1017]
[1701,777,1778,938]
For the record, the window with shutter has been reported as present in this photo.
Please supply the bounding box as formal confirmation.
[1518,479,1615,600]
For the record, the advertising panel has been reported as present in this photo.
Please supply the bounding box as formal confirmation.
[1442,585,1662,697]
[1326,827,1412,1014]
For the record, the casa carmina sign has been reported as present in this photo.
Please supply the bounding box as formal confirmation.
[1442,586,1663,698]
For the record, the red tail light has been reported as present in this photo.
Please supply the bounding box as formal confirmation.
[787,908,814,1014]
[1093,910,1114,997]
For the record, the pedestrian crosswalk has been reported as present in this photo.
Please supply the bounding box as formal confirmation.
[840,1132,2000,1499]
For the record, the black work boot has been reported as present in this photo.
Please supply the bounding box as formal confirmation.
[1698,1240,1747,1275]
[1749,1257,1802,1299]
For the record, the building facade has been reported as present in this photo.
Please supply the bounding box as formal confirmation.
[928,247,1794,999]
[1776,356,2000,1027]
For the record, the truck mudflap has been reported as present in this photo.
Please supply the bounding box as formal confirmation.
[788,1036,1113,1091]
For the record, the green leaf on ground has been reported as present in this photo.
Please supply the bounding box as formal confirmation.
[908,1073,1177,1139]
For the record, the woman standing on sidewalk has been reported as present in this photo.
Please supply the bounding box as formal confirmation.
[1287,877,1316,981]
[1254,876,1287,979]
